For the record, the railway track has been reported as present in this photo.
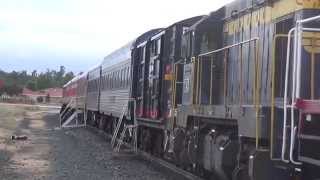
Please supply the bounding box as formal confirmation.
[85,125,204,180]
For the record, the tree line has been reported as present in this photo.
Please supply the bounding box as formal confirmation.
[0,66,75,96]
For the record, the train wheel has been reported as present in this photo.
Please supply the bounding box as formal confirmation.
[172,128,186,167]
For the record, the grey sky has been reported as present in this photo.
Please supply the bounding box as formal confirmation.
[0,0,233,73]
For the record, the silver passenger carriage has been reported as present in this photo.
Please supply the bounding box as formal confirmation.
[86,65,101,112]
[99,42,133,117]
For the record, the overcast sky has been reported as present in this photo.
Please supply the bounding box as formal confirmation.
[0,0,233,73]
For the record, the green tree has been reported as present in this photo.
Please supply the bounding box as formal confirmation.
[26,80,37,91]
[0,66,75,95]
[64,72,74,84]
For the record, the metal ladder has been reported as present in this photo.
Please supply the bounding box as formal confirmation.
[111,99,137,153]
[281,15,320,165]
[60,99,75,127]
[60,98,86,129]
[114,124,138,153]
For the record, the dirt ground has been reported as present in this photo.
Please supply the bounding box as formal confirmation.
[0,104,170,180]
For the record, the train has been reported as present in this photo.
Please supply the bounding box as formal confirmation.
[60,0,320,179]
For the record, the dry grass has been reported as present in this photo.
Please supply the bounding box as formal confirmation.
[0,104,39,138]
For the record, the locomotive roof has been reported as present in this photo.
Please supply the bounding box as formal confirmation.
[186,8,225,33]
[148,15,206,41]
[168,15,205,28]
[133,28,164,48]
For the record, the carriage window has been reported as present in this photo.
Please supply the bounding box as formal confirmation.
[119,70,122,88]
[114,71,117,89]
[156,38,161,55]
[118,70,121,88]
[104,75,107,90]
[126,67,129,87]
[142,46,146,61]
[123,68,126,87]
[127,67,130,87]
[154,60,159,77]
[114,72,116,89]
[107,74,109,90]
[111,72,114,89]
[115,71,117,88]
[106,74,108,90]
[120,70,122,88]
[113,72,116,89]
[121,68,125,88]
[128,67,131,86]
[116,71,119,89]
[101,76,104,90]
[109,73,111,89]
[119,69,122,88]
[125,67,128,87]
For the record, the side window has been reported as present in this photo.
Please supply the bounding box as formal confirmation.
[107,74,110,90]
[142,46,146,61]
[101,76,104,90]
[114,71,116,89]
[119,70,121,88]
[112,72,114,89]
[116,70,119,88]
[127,67,131,86]
[182,26,189,34]
[121,69,124,88]
[126,67,129,87]
[122,68,125,88]
[152,40,156,54]
[156,38,161,55]
[104,75,107,90]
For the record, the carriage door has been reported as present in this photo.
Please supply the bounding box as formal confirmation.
[136,45,147,117]
[148,37,162,119]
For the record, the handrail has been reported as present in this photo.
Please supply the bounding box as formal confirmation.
[282,29,295,163]
[197,38,261,148]
[282,17,320,165]
[290,18,320,165]
[270,33,291,161]
[198,37,259,57]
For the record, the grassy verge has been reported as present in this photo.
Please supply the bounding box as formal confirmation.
[0,104,39,138]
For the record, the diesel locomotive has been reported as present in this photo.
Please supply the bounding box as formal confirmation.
[61,0,320,179]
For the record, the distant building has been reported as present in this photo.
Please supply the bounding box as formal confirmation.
[21,87,63,104]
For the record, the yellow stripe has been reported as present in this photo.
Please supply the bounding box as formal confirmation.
[226,0,320,35]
